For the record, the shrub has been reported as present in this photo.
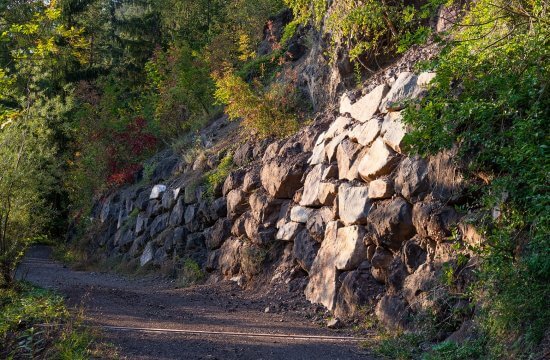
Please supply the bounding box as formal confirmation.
[402,1,549,357]
[213,67,300,138]
[284,0,446,65]
[204,152,234,199]
[0,283,107,359]
[177,258,205,287]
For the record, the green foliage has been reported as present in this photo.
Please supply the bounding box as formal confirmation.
[374,331,426,360]
[424,339,488,360]
[145,44,215,139]
[284,0,446,64]
[401,1,550,357]
[0,1,87,286]
[214,68,301,138]
[0,283,98,359]
[205,153,234,199]
[177,258,205,287]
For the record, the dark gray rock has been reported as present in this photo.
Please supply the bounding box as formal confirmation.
[149,213,169,238]
[366,197,415,251]
[292,230,320,273]
[334,263,384,319]
[205,218,232,250]
[395,156,429,203]
[169,198,185,227]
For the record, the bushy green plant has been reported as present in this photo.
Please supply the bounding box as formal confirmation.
[402,1,549,357]
[204,152,234,199]
[214,67,301,138]
[284,0,446,65]
[0,283,103,359]
[177,258,205,287]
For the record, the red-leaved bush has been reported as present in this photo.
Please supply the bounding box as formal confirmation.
[106,116,158,186]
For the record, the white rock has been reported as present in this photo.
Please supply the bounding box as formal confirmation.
[381,111,408,153]
[349,84,390,122]
[338,183,372,225]
[357,138,398,181]
[305,221,342,310]
[325,132,347,163]
[276,222,302,241]
[325,116,352,139]
[417,72,436,87]
[339,93,353,115]
[334,225,368,270]
[348,118,382,146]
[379,72,422,112]
[318,182,338,206]
[368,178,394,199]
[336,140,362,181]
[140,242,154,266]
[300,164,326,207]
[290,206,316,223]
[308,141,326,165]
[150,184,167,200]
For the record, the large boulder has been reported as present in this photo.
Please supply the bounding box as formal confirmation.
[261,153,309,199]
[306,207,334,242]
[276,221,303,241]
[325,116,352,139]
[218,237,243,277]
[381,111,408,153]
[149,184,167,200]
[336,139,362,181]
[395,156,429,202]
[135,213,150,235]
[149,213,169,238]
[140,241,155,266]
[379,72,421,112]
[205,218,232,250]
[318,182,338,206]
[334,226,368,270]
[304,221,342,310]
[325,132,347,163]
[226,188,249,219]
[348,118,382,146]
[338,183,371,225]
[169,198,185,227]
[402,236,428,273]
[244,214,277,245]
[368,178,394,200]
[334,263,384,319]
[357,138,399,181]
[412,201,459,242]
[375,295,410,330]
[249,189,283,226]
[292,229,320,272]
[366,197,415,251]
[242,167,261,193]
[345,84,390,122]
[300,164,326,207]
[290,206,316,223]
[223,169,246,197]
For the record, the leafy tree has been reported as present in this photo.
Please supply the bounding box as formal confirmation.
[0,1,87,286]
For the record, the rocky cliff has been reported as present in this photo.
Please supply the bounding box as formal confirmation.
[85,53,481,339]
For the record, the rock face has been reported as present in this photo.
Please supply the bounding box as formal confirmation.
[86,70,472,334]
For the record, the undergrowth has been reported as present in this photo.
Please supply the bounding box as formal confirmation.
[0,282,116,359]
[400,0,549,358]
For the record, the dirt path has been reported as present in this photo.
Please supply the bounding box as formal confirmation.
[17,246,374,360]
